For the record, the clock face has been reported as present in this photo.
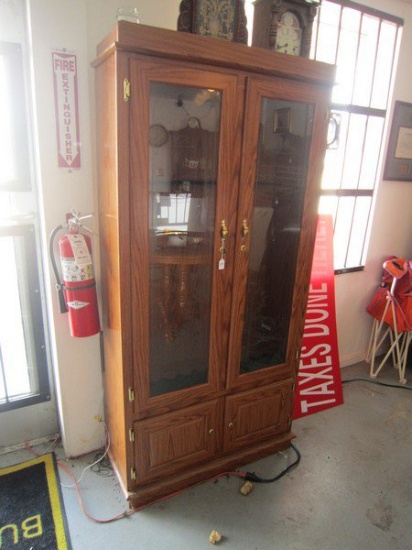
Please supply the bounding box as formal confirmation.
[188,116,201,129]
[275,11,302,56]
[149,124,169,147]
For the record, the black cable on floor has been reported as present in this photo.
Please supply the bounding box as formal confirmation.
[244,442,301,484]
[342,377,412,391]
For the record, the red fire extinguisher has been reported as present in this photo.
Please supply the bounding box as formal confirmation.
[50,213,100,337]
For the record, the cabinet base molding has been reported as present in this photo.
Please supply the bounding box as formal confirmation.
[125,433,294,508]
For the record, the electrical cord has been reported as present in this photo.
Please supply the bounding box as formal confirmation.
[90,453,114,477]
[242,442,301,483]
[56,443,300,523]
[24,434,61,456]
[25,431,301,522]
[59,429,111,489]
[243,374,410,485]
[342,377,412,390]
[23,376,409,522]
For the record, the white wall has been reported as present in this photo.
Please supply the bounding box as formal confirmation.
[27,0,412,456]
[27,0,105,456]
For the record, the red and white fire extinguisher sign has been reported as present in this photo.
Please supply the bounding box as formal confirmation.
[50,214,100,337]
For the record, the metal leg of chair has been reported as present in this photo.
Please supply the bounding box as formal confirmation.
[370,302,403,379]
[366,319,379,363]
[397,331,411,384]
[370,332,402,379]
[368,296,394,377]
[369,321,393,378]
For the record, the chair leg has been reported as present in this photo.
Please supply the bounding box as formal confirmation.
[369,321,393,378]
[369,302,404,379]
[397,331,411,384]
[370,330,402,379]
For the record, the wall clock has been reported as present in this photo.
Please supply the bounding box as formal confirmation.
[187,116,201,129]
[177,0,248,44]
[149,124,169,147]
[252,0,321,57]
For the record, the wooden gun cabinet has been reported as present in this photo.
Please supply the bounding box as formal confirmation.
[93,22,334,507]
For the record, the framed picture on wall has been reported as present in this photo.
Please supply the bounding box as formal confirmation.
[177,0,248,44]
[384,101,412,182]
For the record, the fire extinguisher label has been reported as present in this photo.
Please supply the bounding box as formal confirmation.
[67,234,92,266]
[61,258,94,282]
[67,300,89,310]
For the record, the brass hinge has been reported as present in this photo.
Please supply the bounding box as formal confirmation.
[124,77,131,102]
[130,467,136,480]
[128,386,135,402]
[128,428,135,443]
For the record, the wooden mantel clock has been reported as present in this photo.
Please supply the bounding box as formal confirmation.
[177,0,248,44]
[252,0,321,57]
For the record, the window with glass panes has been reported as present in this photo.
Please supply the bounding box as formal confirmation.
[0,41,50,411]
[311,0,403,273]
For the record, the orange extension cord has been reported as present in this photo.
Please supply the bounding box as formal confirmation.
[57,459,245,524]
[24,438,245,524]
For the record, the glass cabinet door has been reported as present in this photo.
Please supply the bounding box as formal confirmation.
[240,98,314,374]
[227,77,325,387]
[129,59,239,408]
[148,82,221,397]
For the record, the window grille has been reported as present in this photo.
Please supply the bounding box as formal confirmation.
[311,0,403,273]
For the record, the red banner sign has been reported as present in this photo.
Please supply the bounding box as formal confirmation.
[293,215,343,419]
[52,51,81,169]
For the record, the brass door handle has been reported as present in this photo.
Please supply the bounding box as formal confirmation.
[221,219,228,240]
[219,220,229,270]
[242,219,249,238]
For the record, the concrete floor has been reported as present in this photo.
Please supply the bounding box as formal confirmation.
[1,361,411,549]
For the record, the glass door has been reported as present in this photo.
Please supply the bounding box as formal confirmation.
[148,81,220,397]
[129,59,240,411]
[227,76,329,389]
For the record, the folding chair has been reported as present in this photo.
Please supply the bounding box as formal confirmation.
[365,257,412,385]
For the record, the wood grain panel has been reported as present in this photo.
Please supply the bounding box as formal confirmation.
[135,400,223,483]
[224,381,292,453]
[95,53,128,486]
[94,22,335,87]
[128,432,293,507]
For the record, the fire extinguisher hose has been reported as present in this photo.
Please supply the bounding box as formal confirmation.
[49,224,68,314]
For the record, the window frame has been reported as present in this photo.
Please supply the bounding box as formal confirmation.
[0,224,51,412]
[311,0,403,274]
[0,41,31,192]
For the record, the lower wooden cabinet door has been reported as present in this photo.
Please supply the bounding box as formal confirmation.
[135,400,222,483]
[224,381,293,453]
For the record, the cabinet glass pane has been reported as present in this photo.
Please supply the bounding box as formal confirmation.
[240,99,314,373]
[148,82,221,396]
